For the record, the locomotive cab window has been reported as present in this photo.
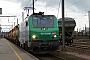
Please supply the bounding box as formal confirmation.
[33,15,54,28]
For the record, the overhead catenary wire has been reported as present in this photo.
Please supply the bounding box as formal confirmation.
[75,8,90,19]
[55,0,82,18]
[65,0,82,17]
[66,0,82,8]
[1,0,35,32]
[57,0,61,18]
[24,0,32,8]
[23,0,37,10]
[18,0,32,17]
[64,0,90,31]
[1,0,33,32]
[2,0,32,16]
[11,0,37,26]
[3,0,37,19]
[65,0,90,17]
[18,0,37,18]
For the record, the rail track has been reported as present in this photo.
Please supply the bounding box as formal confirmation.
[19,36,90,60]
[66,36,90,55]
[69,36,90,49]
[11,40,65,60]
[7,38,66,60]
[33,53,66,60]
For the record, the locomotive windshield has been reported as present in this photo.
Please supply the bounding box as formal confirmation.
[33,15,54,28]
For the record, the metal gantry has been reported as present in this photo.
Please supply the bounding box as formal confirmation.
[0,16,16,17]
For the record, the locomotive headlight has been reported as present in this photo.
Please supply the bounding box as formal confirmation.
[32,35,36,39]
[54,35,57,37]
[43,28,46,30]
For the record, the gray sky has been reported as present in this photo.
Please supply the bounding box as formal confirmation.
[0,0,90,32]
[3,0,90,12]
[3,0,60,7]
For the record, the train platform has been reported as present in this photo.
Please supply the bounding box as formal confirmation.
[0,38,39,60]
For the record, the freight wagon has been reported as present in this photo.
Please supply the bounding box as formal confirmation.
[58,17,76,45]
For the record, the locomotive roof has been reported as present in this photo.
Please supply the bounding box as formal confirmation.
[30,14,55,17]
[30,12,55,17]
[58,17,75,21]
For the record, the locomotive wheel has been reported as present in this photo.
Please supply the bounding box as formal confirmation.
[20,43,23,48]
[71,39,73,43]
[17,41,20,46]
[67,42,69,45]
[66,40,69,45]
[23,43,25,49]
[25,43,28,51]
[60,40,62,45]
[70,40,72,45]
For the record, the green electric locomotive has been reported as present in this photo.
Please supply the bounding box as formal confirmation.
[19,12,60,53]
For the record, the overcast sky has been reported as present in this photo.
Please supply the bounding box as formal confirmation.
[0,0,90,32]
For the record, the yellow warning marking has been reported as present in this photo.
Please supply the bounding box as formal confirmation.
[6,40,22,60]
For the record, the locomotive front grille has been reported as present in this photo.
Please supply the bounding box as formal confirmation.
[38,35,51,40]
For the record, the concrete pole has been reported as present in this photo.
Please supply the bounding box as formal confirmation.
[27,9,29,16]
[14,22,15,27]
[14,18,15,26]
[33,0,34,14]
[61,0,65,50]
[12,24,13,29]
[77,28,78,36]
[46,5,47,14]
[22,12,24,21]
[17,18,18,25]
[0,25,1,35]
[88,11,90,38]
[85,24,86,36]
